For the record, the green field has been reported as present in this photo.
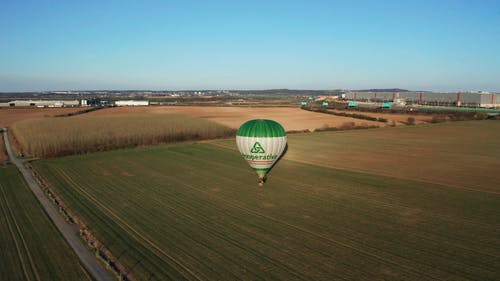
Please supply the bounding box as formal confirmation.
[0,166,92,281]
[32,121,500,280]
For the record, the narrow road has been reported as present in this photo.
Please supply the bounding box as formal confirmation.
[2,128,113,281]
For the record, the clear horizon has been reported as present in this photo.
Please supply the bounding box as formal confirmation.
[1,0,499,92]
[0,88,500,94]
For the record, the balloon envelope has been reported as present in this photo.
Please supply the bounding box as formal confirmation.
[236,119,287,185]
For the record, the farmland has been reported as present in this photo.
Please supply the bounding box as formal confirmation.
[88,106,382,131]
[288,120,500,193]
[0,166,91,281]
[216,120,500,193]
[0,107,83,128]
[32,121,500,280]
[12,113,235,157]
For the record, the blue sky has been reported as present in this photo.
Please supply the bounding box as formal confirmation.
[1,0,499,91]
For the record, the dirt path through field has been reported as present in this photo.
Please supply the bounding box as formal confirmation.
[2,130,113,281]
[89,106,382,131]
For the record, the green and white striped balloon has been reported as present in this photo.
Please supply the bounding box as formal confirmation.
[236,119,287,186]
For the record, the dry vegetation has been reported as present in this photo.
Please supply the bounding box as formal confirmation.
[0,135,6,162]
[88,106,382,131]
[0,107,83,128]
[325,109,433,125]
[12,114,235,157]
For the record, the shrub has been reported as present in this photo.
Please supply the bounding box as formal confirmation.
[313,122,378,132]
[339,122,356,130]
[304,107,386,123]
[314,124,337,132]
[286,129,311,134]
[430,115,446,123]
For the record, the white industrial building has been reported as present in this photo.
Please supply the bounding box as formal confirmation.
[0,100,80,107]
[114,100,149,106]
[343,92,500,108]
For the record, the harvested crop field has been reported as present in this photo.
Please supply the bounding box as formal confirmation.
[89,106,382,131]
[12,113,235,157]
[0,107,83,128]
[33,121,500,280]
[0,166,91,281]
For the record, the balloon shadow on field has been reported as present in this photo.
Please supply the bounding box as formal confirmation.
[264,144,288,183]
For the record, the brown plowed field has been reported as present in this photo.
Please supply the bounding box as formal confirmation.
[0,108,83,127]
[88,106,382,131]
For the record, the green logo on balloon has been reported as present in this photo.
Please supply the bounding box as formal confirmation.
[250,142,266,153]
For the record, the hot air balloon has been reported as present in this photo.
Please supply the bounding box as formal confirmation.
[236,119,287,187]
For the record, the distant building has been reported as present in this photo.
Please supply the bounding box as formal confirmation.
[115,100,149,106]
[343,92,500,108]
[81,98,108,107]
[3,100,79,107]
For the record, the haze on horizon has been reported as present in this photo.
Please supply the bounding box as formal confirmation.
[1,0,499,92]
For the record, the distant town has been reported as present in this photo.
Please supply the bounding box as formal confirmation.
[0,89,499,109]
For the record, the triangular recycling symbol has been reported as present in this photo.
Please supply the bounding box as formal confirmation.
[250,142,266,153]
